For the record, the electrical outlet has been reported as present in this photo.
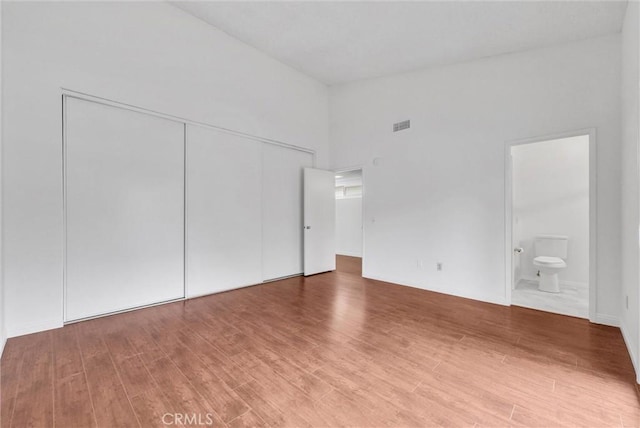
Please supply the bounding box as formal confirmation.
[626,295,629,309]
[436,262,443,271]
[416,259,423,268]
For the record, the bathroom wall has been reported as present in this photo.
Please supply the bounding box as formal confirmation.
[511,136,590,285]
[329,35,621,321]
[336,197,363,257]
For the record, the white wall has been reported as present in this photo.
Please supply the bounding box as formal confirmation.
[329,35,621,320]
[336,198,363,257]
[0,0,5,356]
[512,136,589,285]
[620,0,640,381]
[1,2,329,337]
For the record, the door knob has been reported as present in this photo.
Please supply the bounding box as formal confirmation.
[304,226,311,230]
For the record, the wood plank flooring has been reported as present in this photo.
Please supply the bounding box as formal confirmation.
[1,255,638,427]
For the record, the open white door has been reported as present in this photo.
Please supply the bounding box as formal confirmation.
[303,168,336,276]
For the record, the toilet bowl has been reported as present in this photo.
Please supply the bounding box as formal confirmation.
[533,235,568,293]
[533,256,567,293]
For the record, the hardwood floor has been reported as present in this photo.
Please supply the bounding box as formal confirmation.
[1,255,638,427]
[335,255,362,276]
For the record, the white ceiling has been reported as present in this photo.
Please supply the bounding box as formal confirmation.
[171,1,628,85]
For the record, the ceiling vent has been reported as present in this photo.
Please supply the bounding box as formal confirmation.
[393,120,410,132]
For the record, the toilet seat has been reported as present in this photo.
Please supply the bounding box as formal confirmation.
[533,256,566,268]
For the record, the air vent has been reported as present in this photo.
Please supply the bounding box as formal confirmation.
[393,120,410,132]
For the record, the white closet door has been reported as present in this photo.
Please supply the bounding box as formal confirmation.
[186,125,262,297]
[262,144,313,280]
[65,98,185,321]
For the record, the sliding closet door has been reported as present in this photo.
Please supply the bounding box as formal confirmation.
[65,98,185,321]
[186,125,262,297]
[262,144,314,280]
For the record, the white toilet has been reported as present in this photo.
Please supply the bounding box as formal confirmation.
[532,235,568,293]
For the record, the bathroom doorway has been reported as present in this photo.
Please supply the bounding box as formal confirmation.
[335,168,363,276]
[505,130,596,320]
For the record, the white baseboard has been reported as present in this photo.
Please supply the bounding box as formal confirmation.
[593,313,619,327]
[620,320,639,384]
[7,318,62,338]
[336,252,363,258]
[363,274,508,307]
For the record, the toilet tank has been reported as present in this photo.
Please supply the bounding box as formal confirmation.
[534,235,568,258]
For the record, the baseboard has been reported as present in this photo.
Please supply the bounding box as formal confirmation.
[336,251,363,258]
[7,318,62,338]
[620,320,640,384]
[363,274,508,307]
[594,313,619,327]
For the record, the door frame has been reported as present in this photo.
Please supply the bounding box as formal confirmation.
[504,128,597,322]
[333,165,366,275]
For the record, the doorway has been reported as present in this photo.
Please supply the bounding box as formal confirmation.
[506,130,596,320]
[334,168,363,276]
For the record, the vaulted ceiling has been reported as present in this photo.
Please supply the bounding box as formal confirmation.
[172,1,628,85]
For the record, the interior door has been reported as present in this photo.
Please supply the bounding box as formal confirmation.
[262,145,313,280]
[303,168,336,276]
[65,97,185,321]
